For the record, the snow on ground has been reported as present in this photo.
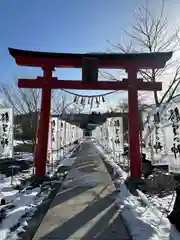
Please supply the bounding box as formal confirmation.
[95,142,180,240]
[14,152,33,161]
[13,140,32,146]
[0,172,42,240]
[0,186,45,240]
[0,141,81,240]
[146,193,175,215]
[0,174,20,203]
[48,143,81,177]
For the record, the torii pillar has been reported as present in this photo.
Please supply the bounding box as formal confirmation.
[9,48,173,178]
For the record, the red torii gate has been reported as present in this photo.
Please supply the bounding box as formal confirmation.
[9,48,172,179]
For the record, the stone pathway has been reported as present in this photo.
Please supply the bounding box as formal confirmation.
[32,142,131,240]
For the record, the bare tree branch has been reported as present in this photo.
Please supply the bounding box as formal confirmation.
[108,0,180,107]
[52,90,84,116]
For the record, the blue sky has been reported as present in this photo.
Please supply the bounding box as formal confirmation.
[0,1,141,80]
[0,0,179,106]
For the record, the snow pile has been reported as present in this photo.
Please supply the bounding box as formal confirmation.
[48,142,81,177]
[95,142,180,240]
[95,143,127,180]
[0,141,81,240]
[0,175,19,202]
[0,187,45,240]
[147,193,175,214]
[13,140,32,146]
[0,172,45,240]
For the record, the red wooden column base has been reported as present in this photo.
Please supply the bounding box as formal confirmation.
[35,66,53,177]
[128,68,141,178]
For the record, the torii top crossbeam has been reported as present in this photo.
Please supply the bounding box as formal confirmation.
[9,48,172,91]
[9,48,173,179]
[9,48,172,69]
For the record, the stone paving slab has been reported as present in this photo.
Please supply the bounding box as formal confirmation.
[33,142,131,240]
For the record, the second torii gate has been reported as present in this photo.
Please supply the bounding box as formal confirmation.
[9,48,172,178]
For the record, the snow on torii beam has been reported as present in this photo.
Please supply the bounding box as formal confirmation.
[9,48,173,179]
